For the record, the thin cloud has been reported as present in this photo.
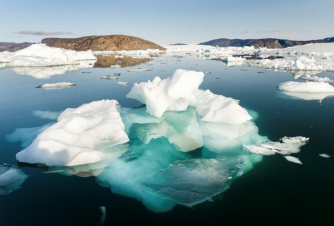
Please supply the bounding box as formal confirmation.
[14,30,73,36]
[242,30,310,34]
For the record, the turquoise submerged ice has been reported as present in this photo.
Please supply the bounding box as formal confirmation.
[0,165,28,195]
[14,69,268,212]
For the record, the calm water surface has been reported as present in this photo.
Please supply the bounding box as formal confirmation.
[1,56,334,225]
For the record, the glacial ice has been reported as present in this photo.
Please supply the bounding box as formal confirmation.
[0,164,28,195]
[16,100,129,166]
[12,68,310,212]
[126,69,205,118]
[6,44,97,67]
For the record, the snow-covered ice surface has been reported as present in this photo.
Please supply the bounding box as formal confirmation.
[2,44,96,67]
[0,164,28,195]
[16,100,129,166]
[278,81,334,93]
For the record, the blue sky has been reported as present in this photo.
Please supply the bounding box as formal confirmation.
[1,0,333,45]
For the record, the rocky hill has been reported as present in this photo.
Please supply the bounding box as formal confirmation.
[41,35,166,51]
[0,42,33,52]
[199,38,333,49]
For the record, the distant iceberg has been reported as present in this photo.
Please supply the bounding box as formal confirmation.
[35,82,76,90]
[1,44,97,67]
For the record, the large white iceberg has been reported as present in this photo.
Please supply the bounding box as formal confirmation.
[127,69,252,124]
[16,100,129,166]
[4,44,97,67]
[126,69,205,118]
[0,164,28,195]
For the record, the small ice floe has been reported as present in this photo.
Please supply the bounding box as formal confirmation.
[284,156,302,164]
[114,73,121,76]
[110,64,121,69]
[35,82,76,90]
[277,81,334,93]
[244,136,309,161]
[82,71,91,73]
[203,71,211,74]
[0,164,29,195]
[127,68,152,72]
[298,74,333,83]
[100,75,118,80]
[319,153,331,158]
[118,81,129,86]
[240,69,248,71]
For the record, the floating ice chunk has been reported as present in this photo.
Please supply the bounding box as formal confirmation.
[222,56,246,62]
[101,75,118,80]
[319,153,331,158]
[118,81,129,86]
[244,136,309,156]
[190,90,252,124]
[284,156,302,164]
[35,82,76,90]
[16,100,129,166]
[126,69,204,118]
[299,74,333,83]
[7,44,96,67]
[278,81,334,93]
[127,68,152,72]
[33,110,61,120]
[139,158,243,207]
[0,164,28,195]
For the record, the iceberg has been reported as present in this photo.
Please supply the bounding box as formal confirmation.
[13,69,311,212]
[126,69,205,118]
[4,44,97,67]
[0,164,28,195]
[16,100,129,166]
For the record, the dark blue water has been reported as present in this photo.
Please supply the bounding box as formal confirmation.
[1,57,334,225]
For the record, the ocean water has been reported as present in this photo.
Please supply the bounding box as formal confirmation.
[1,56,334,225]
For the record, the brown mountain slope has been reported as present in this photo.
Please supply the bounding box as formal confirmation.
[41,35,166,51]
